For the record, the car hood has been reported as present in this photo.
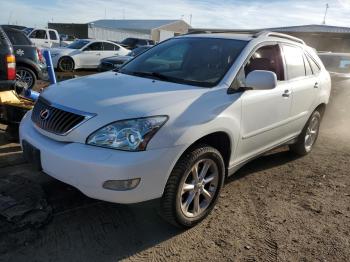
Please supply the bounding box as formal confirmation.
[41,71,208,119]
[50,47,78,56]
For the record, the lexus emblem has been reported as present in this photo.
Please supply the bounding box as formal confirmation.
[40,109,50,120]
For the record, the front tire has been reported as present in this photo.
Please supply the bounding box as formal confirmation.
[58,57,75,72]
[289,110,322,156]
[160,145,225,228]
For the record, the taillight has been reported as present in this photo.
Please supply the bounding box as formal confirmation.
[6,54,16,80]
[36,48,44,63]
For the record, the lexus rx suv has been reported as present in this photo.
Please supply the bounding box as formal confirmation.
[20,32,331,228]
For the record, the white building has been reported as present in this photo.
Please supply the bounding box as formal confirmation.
[88,19,191,42]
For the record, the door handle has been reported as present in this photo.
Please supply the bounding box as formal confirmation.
[45,41,49,43]
[282,90,290,98]
[314,82,319,88]
[96,53,101,56]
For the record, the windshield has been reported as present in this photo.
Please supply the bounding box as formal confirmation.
[67,40,90,49]
[120,37,247,87]
[319,54,350,74]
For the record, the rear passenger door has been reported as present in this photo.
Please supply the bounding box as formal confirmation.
[48,30,59,47]
[102,42,120,58]
[80,42,104,68]
[281,44,319,136]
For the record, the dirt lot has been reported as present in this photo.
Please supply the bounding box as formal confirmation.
[0,74,349,261]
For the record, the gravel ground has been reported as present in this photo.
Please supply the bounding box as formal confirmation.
[0,75,349,262]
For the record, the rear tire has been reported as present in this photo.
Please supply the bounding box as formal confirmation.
[289,110,322,156]
[15,66,37,93]
[160,145,225,228]
[58,57,75,72]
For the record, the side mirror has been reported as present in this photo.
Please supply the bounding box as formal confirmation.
[246,70,277,90]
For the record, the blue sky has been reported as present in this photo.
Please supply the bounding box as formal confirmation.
[1,0,350,29]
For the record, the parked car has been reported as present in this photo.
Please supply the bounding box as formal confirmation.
[59,34,77,47]
[27,28,60,49]
[50,39,129,72]
[20,32,331,228]
[98,45,153,71]
[2,25,48,91]
[120,37,155,49]
[0,26,16,91]
[318,52,350,83]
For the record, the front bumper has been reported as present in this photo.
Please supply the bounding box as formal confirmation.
[19,113,185,204]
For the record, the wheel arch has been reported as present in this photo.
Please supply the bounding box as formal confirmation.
[58,55,76,70]
[315,103,327,118]
[176,131,233,176]
[16,62,39,78]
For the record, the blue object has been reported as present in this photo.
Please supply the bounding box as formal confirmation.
[43,49,57,84]
[24,89,40,101]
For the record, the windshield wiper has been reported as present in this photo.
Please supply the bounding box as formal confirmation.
[127,71,172,81]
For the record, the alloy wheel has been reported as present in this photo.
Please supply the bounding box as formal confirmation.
[179,159,219,218]
[16,69,34,90]
[304,114,320,152]
[60,58,74,71]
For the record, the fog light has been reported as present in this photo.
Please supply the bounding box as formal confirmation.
[103,178,140,191]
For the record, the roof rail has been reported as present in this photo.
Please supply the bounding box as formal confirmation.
[254,31,305,45]
[185,29,256,35]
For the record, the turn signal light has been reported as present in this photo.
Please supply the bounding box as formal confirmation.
[6,54,16,80]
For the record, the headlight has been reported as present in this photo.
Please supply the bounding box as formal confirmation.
[86,116,168,151]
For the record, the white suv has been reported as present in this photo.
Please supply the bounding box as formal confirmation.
[20,32,331,228]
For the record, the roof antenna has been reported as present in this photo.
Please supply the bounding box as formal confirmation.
[322,3,329,25]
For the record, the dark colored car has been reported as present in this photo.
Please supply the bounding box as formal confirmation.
[318,52,350,82]
[98,45,152,72]
[119,38,155,50]
[0,26,16,91]
[2,25,48,91]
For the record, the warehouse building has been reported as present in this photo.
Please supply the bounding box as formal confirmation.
[189,24,350,52]
[49,19,190,43]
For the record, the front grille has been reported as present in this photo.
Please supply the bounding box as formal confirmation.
[31,97,94,135]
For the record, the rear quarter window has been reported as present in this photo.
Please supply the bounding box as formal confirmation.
[283,45,306,80]
[3,29,31,45]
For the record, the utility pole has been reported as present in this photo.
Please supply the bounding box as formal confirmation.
[322,3,329,25]
[189,14,192,26]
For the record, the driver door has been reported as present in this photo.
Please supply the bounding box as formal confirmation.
[234,43,293,162]
[79,42,104,68]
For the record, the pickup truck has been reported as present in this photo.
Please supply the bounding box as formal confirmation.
[27,28,60,49]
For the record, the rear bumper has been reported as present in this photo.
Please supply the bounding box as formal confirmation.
[19,112,186,204]
[0,80,15,91]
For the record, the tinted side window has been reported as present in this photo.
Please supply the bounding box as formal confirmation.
[103,43,119,51]
[30,30,47,39]
[85,42,103,51]
[283,45,305,79]
[3,29,31,45]
[307,54,321,75]
[49,31,57,40]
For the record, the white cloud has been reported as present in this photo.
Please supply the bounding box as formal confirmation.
[1,0,350,29]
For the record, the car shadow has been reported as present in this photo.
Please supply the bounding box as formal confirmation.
[227,146,301,183]
[1,147,304,261]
